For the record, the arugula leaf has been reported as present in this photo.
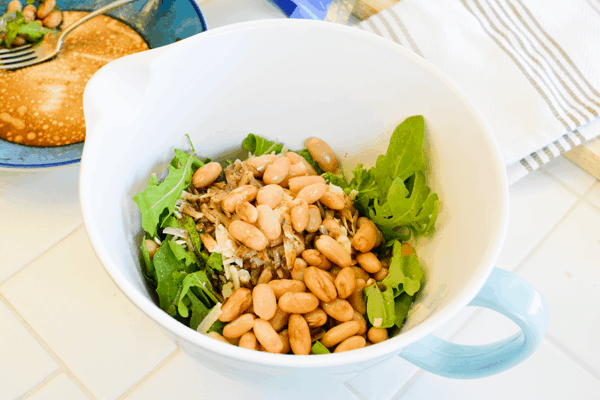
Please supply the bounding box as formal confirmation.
[365,283,395,329]
[382,241,423,296]
[176,270,220,317]
[242,134,283,156]
[311,341,330,354]
[187,291,210,330]
[180,216,202,253]
[394,292,414,329]
[19,21,51,41]
[167,241,198,268]
[322,172,348,189]
[154,242,187,316]
[347,116,439,240]
[207,252,224,271]
[3,11,25,47]
[133,150,199,237]
[297,149,323,175]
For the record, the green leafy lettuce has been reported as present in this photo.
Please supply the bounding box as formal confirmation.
[346,115,439,240]
[0,11,51,47]
[365,241,423,329]
[133,150,204,237]
[242,133,283,156]
[311,341,330,355]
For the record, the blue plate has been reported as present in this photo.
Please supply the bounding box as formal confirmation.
[0,0,207,170]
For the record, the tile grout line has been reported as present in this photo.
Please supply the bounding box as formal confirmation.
[510,188,589,276]
[116,348,181,399]
[17,370,62,400]
[0,222,84,286]
[343,382,369,400]
[392,370,424,400]
[0,294,97,400]
[543,333,600,385]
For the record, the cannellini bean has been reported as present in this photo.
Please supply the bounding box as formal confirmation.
[291,258,308,281]
[268,279,306,299]
[219,288,252,322]
[351,217,382,253]
[228,220,268,251]
[239,332,258,350]
[252,283,277,320]
[256,204,281,240]
[207,331,230,344]
[278,292,319,314]
[320,321,360,348]
[279,329,291,354]
[303,308,328,328]
[235,201,258,224]
[253,319,284,353]
[257,268,273,285]
[322,218,342,239]
[263,156,291,185]
[268,307,290,332]
[288,314,311,355]
[290,198,309,232]
[296,183,327,204]
[348,279,367,315]
[42,10,62,29]
[315,235,352,268]
[321,298,354,322]
[304,266,337,302]
[247,155,277,177]
[192,162,222,188]
[287,161,307,179]
[222,185,258,213]
[352,311,367,335]
[7,0,22,13]
[351,266,371,282]
[302,249,322,266]
[144,239,159,259]
[36,0,55,19]
[305,137,338,172]
[373,267,388,282]
[11,35,26,46]
[334,336,366,353]
[356,252,382,274]
[288,175,325,194]
[22,4,36,21]
[223,313,256,339]
[256,184,284,209]
[367,327,389,344]
[306,205,322,233]
[320,192,345,210]
[285,151,304,164]
[334,267,356,299]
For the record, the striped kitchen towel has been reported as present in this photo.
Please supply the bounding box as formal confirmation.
[357,0,600,184]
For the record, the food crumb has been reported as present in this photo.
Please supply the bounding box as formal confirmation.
[566,271,572,277]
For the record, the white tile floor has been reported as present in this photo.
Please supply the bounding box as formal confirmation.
[2,155,600,400]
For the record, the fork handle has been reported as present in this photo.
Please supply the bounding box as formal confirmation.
[58,0,139,41]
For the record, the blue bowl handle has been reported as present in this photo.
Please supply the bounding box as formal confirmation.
[399,267,549,379]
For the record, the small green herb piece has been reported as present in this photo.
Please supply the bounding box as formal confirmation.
[176,270,220,318]
[393,292,414,329]
[180,216,202,253]
[140,238,156,283]
[381,241,423,297]
[322,172,348,189]
[167,241,198,269]
[242,133,283,156]
[206,319,226,335]
[206,252,224,271]
[311,341,330,354]
[133,150,203,237]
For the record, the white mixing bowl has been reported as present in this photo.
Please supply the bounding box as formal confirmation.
[79,19,548,388]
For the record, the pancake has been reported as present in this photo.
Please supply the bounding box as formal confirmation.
[0,11,149,147]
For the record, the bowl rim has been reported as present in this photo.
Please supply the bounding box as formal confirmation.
[0,0,207,171]
[80,18,509,369]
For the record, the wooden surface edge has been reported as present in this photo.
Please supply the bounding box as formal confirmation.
[565,139,600,181]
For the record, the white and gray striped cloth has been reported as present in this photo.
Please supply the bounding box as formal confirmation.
[358,0,600,184]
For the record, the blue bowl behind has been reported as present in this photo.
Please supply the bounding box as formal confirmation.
[0,0,207,170]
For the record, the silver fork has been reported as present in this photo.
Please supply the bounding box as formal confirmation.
[0,0,137,70]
